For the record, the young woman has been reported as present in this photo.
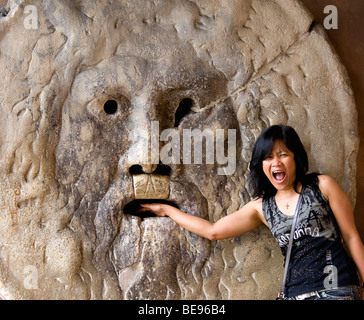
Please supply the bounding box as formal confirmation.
[139,125,364,300]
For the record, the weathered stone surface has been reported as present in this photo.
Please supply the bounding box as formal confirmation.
[0,0,358,300]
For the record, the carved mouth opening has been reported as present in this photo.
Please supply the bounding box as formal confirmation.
[123,199,179,219]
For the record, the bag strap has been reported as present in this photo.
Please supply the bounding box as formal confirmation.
[277,187,305,300]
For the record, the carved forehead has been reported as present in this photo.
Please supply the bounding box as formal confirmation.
[72,53,228,99]
[43,0,252,85]
[48,0,312,94]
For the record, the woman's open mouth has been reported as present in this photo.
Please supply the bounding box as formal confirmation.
[273,170,286,184]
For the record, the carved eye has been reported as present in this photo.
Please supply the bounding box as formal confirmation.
[103,100,118,115]
[174,98,194,127]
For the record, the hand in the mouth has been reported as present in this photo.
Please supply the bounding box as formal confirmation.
[138,203,169,217]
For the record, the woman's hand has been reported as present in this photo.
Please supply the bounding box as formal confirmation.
[139,203,217,240]
[138,203,169,217]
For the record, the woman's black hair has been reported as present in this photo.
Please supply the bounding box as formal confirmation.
[248,125,314,199]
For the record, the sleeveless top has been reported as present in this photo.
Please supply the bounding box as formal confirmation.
[262,177,358,298]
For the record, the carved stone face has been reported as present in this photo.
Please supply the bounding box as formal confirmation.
[55,49,241,299]
[0,0,358,300]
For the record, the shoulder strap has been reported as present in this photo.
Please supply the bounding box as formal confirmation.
[277,187,305,300]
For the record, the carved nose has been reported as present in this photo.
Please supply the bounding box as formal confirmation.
[141,164,158,174]
[129,164,171,175]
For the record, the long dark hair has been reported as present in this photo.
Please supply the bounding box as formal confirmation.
[248,125,314,199]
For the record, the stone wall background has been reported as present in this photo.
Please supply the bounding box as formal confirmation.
[299,0,364,242]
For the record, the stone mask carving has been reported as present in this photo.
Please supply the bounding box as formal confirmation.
[0,0,358,300]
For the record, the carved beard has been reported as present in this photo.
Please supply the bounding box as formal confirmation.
[67,171,211,300]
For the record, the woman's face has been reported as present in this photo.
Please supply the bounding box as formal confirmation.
[262,140,296,192]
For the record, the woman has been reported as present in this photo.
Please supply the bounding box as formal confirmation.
[139,125,364,300]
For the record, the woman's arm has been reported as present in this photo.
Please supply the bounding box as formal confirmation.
[318,175,364,283]
[139,200,263,241]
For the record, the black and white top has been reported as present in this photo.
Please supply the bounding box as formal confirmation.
[262,175,358,298]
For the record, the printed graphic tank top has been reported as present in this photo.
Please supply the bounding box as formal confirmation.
[262,176,358,298]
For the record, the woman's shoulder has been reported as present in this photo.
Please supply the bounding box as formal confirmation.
[246,197,268,226]
[316,174,340,200]
[317,174,336,185]
[248,196,263,208]
[304,172,336,186]
[304,173,338,202]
